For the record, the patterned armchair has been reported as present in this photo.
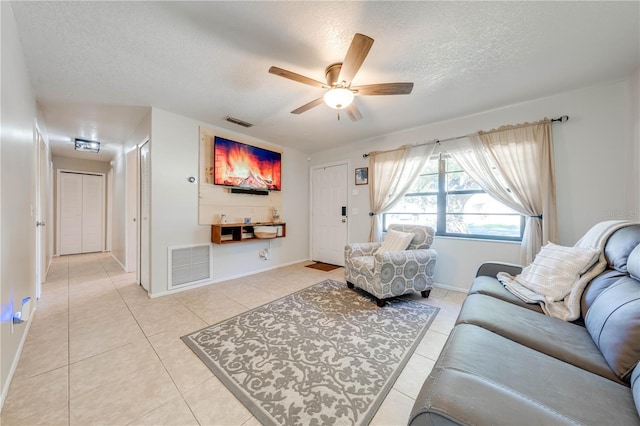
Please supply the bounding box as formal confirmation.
[344,224,437,307]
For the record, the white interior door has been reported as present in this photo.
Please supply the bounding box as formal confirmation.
[35,130,48,297]
[105,170,113,252]
[139,141,150,291]
[81,174,104,253]
[311,163,348,266]
[38,136,49,280]
[126,148,138,273]
[59,172,83,255]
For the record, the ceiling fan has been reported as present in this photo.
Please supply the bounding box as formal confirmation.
[269,33,413,121]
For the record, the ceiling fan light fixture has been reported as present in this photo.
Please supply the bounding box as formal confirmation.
[269,33,411,121]
[323,88,354,110]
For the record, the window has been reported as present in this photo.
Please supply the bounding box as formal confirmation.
[383,154,524,240]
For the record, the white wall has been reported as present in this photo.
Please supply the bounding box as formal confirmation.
[148,108,310,296]
[111,147,127,267]
[630,68,640,217]
[311,78,638,291]
[0,1,38,407]
[51,155,112,175]
[111,111,151,269]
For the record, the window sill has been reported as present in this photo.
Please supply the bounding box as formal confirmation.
[434,235,522,244]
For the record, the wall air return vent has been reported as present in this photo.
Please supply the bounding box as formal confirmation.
[168,244,213,290]
[225,116,253,128]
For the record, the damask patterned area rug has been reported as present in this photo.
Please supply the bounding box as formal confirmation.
[182,279,439,426]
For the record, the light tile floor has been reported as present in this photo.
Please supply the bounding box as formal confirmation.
[1,252,465,426]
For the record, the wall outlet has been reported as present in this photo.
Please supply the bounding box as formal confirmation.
[259,248,270,260]
[9,297,31,334]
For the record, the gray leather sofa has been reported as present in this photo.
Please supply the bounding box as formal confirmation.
[409,224,640,425]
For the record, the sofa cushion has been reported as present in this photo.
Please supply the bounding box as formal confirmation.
[469,275,544,313]
[409,324,640,426]
[581,244,640,318]
[585,276,640,382]
[457,293,621,383]
[629,245,640,280]
[605,224,640,272]
[347,256,374,277]
[581,269,629,317]
[633,363,640,417]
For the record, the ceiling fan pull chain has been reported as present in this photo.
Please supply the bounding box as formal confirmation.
[337,111,341,121]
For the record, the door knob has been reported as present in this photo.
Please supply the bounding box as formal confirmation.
[36,221,45,227]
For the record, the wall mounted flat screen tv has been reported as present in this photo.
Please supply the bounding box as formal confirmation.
[213,136,282,191]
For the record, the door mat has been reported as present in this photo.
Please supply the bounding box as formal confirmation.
[305,262,341,271]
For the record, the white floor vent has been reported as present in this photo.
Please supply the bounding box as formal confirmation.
[168,244,213,290]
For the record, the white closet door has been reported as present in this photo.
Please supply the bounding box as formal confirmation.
[59,173,83,255]
[81,174,104,253]
[58,172,105,255]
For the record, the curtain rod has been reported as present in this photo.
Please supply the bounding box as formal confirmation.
[362,115,569,158]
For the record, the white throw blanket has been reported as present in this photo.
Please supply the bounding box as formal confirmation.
[498,220,638,321]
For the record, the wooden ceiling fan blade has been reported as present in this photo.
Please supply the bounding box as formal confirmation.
[291,97,325,114]
[351,82,414,96]
[338,33,374,85]
[269,66,327,89]
[344,102,363,121]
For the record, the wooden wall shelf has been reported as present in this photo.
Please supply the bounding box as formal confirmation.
[211,222,286,244]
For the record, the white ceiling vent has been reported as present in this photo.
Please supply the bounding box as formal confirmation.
[168,244,213,290]
[225,116,253,128]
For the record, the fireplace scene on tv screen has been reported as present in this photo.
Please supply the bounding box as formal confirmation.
[213,136,282,191]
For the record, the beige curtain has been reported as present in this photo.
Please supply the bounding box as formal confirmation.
[449,120,558,263]
[368,144,434,241]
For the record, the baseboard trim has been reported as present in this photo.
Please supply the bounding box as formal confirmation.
[0,304,36,412]
[111,253,127,273]
[45,258,52,278]
[433,282,469,293]
[149,258,311,299]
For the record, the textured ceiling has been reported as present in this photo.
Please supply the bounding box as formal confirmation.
[10,1,640,160]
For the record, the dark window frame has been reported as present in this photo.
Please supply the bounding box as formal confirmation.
[383,155,525,241]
